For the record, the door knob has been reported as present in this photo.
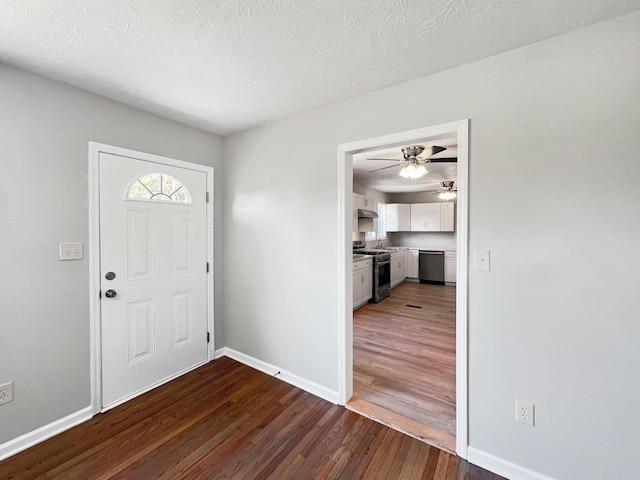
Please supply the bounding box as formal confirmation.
[105,289,117,298]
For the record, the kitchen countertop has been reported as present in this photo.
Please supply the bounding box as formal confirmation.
[391,245,456,252]
[353,246,456,257]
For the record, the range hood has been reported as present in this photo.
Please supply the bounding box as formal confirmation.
[358,208,378,219]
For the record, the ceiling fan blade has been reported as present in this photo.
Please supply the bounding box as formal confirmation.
[367,158,400,161]
[369,164,401,173]
[428,157,457,163]
[424,146,447,157]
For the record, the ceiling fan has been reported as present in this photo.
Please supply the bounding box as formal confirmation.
[432,180,457,200]
[367,145,457,179]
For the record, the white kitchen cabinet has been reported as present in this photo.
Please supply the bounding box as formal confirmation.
[444,250,457,284]
[386,204,411,232]
[390,249,407,288]
[353,258,373,309]
[352,193,359,233]
[410,202,455,232]
[410,203,441,232]
[354,193,377,234]
[440,202,455,232]
[356,194,376,210]
[407,249,419,279]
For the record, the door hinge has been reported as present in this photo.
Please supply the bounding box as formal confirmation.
[99,290,101,299]
[206,262,210,273]
[206,192,210,202]
[207,332,210,343]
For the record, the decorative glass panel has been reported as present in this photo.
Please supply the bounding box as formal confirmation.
[127,173,192,204]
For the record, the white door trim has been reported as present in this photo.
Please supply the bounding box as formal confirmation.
[336,119,469,458]
[88,142,215,414]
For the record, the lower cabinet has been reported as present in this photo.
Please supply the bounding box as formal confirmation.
[353,258,373,309]
[407,249,419,279]
[444,250,457,284]
[390,249,408,288]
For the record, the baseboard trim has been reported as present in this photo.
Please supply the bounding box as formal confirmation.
[1,349,340,462]
[219,347,340,404]
[467,447,557,480]
[0,406,92,462]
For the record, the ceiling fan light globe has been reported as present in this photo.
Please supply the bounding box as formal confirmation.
[439,191,457,200]
[398,161,428,179]
[410,165,428,178]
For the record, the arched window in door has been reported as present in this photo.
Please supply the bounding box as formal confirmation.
[126,173,192,204]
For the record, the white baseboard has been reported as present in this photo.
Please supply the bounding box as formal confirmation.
[467,447,557,480]
[1,349,339,462]
[0,406,92,462]
[219,347,340,404]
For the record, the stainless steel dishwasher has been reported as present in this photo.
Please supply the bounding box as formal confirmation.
[418,250,445,284]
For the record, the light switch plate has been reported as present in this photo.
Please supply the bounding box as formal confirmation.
[474,250,490,271]
[59,242,83,261]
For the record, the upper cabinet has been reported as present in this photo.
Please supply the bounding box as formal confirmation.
[386,203,411,232]
[353,193,378,234]
[410,203,442,232]
[440,202,454,232]
[356,194,375,210]
[385,202,454,232]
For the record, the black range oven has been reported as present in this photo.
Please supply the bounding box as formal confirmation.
[356,250,391,303]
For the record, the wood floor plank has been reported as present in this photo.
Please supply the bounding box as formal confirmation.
[0,356,504,480]
[353,281,457,442]
[346,396,456,454]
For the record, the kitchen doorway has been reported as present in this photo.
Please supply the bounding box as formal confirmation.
[337,120,469,457]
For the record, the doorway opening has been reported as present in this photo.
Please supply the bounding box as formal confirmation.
[337,120,469,457]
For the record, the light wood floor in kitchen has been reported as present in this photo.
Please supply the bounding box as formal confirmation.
[349,281,456,453]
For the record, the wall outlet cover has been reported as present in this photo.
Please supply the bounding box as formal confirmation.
[516,399,534,426]
[0,381,14,405]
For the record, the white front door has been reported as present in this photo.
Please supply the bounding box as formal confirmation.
[99,152,208,409]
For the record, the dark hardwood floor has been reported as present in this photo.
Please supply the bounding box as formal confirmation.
[0,357,503,479]
[352,282,456,452]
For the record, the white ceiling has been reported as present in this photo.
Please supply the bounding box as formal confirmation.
[1,1,639,136]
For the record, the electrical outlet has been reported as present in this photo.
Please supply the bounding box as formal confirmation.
[59,242,83,261]
[474,250,490,271]
[516,399,534,426]
[0,382,13,406]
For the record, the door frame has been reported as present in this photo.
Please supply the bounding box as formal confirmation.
[88,142,215,414]
[337,119,469,457]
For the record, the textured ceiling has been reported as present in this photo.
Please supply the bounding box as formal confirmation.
[1,1,639,136]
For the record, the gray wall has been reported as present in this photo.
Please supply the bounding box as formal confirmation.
[0,64,224,443]
[352,182,390,204]
[223,12,640,480]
